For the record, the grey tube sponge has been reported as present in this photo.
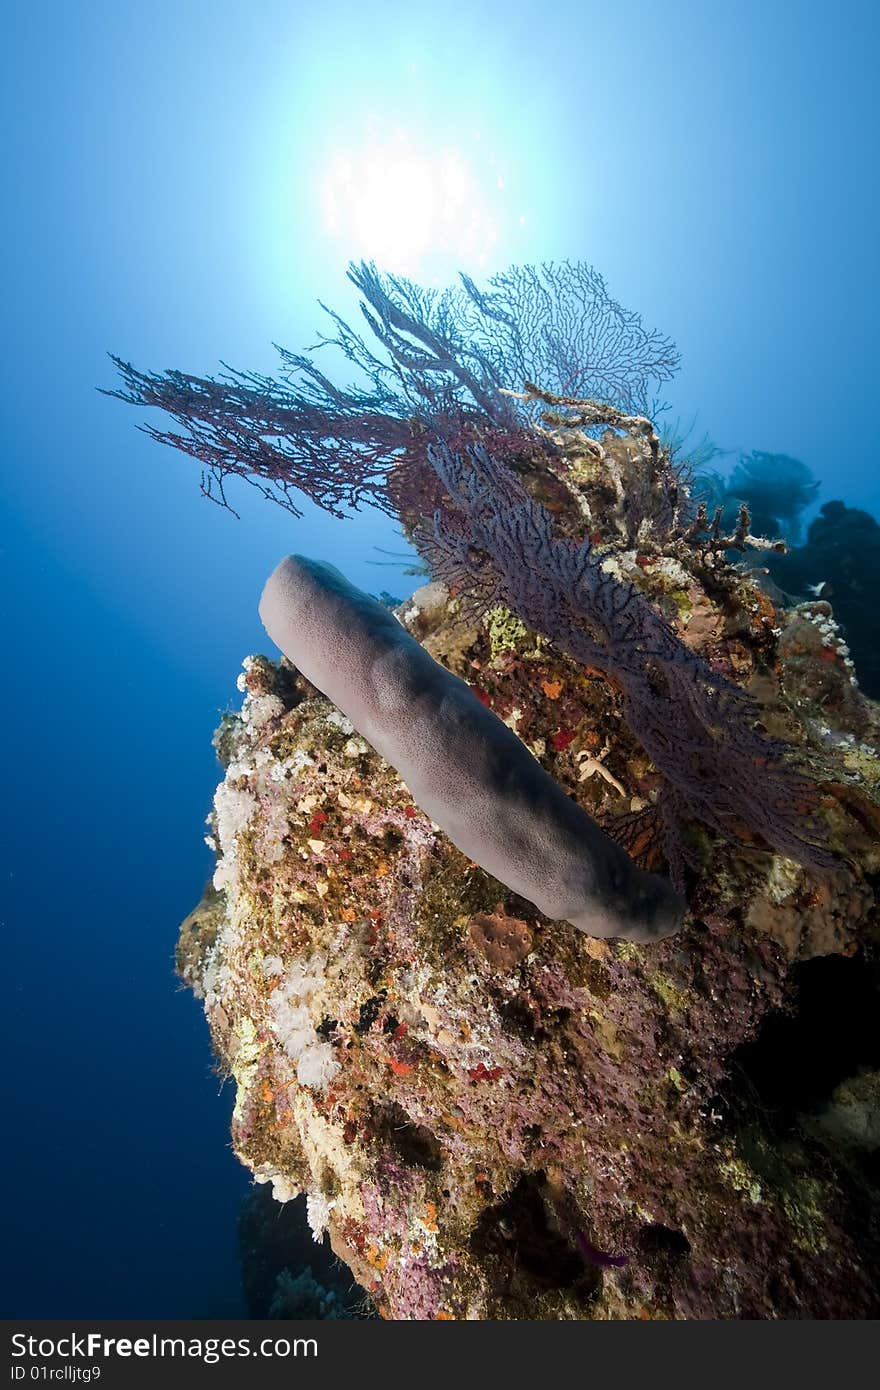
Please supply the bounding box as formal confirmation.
[259,555,685,943]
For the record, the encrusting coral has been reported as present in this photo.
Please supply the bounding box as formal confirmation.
[111,260,880,1318]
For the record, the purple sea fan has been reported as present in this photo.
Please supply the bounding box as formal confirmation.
[415,441,836,889]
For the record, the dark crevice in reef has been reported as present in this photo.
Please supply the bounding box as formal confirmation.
[637,1223,692,1259]
[372,1101,444,1172]
[718,951,880,1125]
[712,949,880,1309]
[496,996,544,1042]
[470,1174,602,1302]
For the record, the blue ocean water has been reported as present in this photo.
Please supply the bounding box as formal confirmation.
[1,0,877,1316]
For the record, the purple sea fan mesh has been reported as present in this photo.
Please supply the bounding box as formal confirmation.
[415,441,836,888]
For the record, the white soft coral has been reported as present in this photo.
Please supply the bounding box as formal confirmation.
[266,952,340,1091]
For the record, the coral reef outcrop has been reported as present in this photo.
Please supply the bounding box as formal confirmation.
[179,441,880,1316]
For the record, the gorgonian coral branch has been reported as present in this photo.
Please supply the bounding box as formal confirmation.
[104,260,680,518]
[415,441,836,886]
[103,356,407,519]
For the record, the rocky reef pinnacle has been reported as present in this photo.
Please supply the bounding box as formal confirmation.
[179,431,880,1317]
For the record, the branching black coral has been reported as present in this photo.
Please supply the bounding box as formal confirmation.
[415,441,837,887]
